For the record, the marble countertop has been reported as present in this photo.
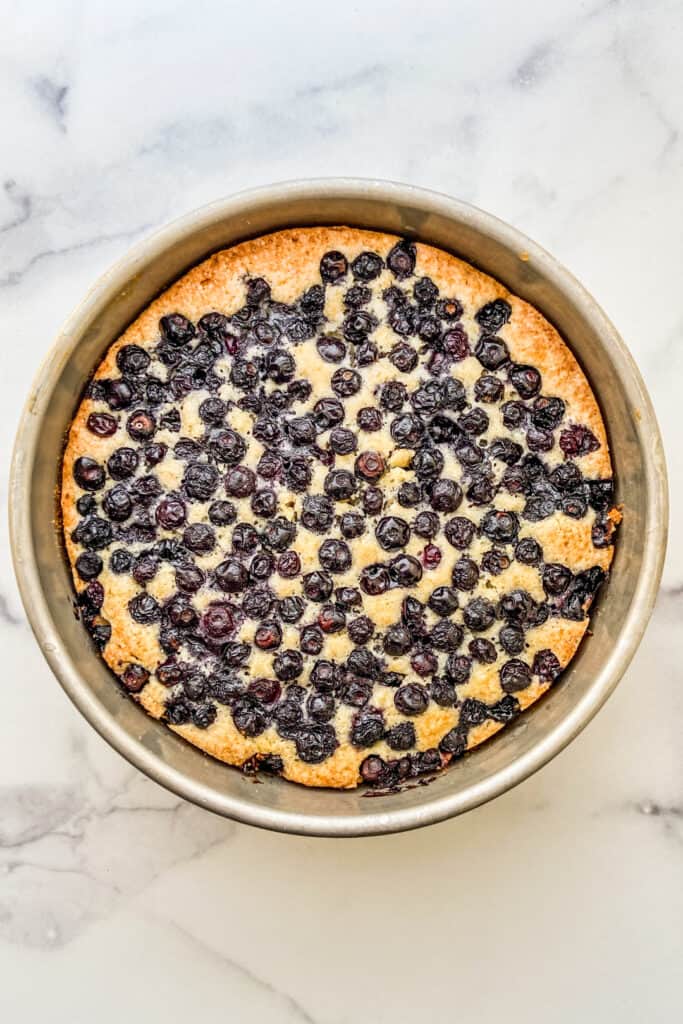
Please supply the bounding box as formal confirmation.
[1,1,681,1020]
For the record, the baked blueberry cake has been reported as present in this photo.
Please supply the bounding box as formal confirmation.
[61,228,619,789]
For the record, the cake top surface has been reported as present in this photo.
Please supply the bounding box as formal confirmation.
[61,227,617,789]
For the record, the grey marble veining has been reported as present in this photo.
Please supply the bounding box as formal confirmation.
[1,1,681,1020]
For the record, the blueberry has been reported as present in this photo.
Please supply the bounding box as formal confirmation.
[72,515,112,551]
[387,239,416,279]
[533,649,562,681]
[128,593,161,624]
[335,586,362,610]
[254,621,283,651]
[329,427,357,455]
[460,408,489,436]
[230,357,260,391]
[474,374,504,403]
[351,710,385,748]
[212,557,247,594]
[475,335,509,370]
[339,512,365,539]
[411,649,438,676]
[444,517,476,549]
[262,517,297,552]
[225,466,256,498]
[297,724,339,763]
[428,586,459,617]
[318,604,346,633]
[104,378,134,411]
[430,479,463,513]
[206,428,247,465]
[307,691,335,723]
[430,620,463,651]
[410,511,437,540]
[509,364,541,399]
[359,564,391,595]
[355,341,378,366]
[357,407,383,432]
[265,348,296,384]
[107,447,139,481]
[344,284,372,308]
[463,597,496,632]
[318,538,352,573]
[588,479,614,511]
[116,344,150,376]
[132,553,159,584]
[355,451,386,482]
[411,446,444,480]
[343,310,378,345]
[418,315,441,344]
[379,381,407,412]
[436,297,463,320]
[430,678,456,706]
[442,326,470,360]
[183,523,215,554]
[364,486,383,517]
[317,335,347,363]
[197,397,225,425]
[481,548,510,575]
[324,469,357,501]
[110,549,133,574]
[383,625,412,656]
[527,426,554,452]
[76,494,96,516]
[395,683,429,716]
[286,415,317,447]
[451,557,479,591]
[249,552,275,582]
[390,343,418,373]
[532,396,566,431]
[390,412,424,448]
[278,596,305,623]
[320,250,348,284]
[514,537,542,565]
[481,510,519,544]
[559,424,600,458]
[397,482,421,508]
[160,313,195,346]
[300,625,324,656]
[499,624,525,655]
[121,664,149,693]
[73,456,105,492]
[331,367,361,397]
[348,615,375,645]
[389,554,423,587]
[350,250,383,281]
[251,489,278,519]
[206,500,235,527]
[445,653,472,685]
[174,563,205,593]
[75,552,103,581]
[165,698,192,725]
[276,551,301,579]
[232,523,259,554]
[284,455,312,492]
[314,396,345,429]
[542,563,572,595]
[475,298,511,332]
[500,659,532,693]
[489,438,523,465]
[153,496,185,530]
[126,409,156,442]
[303,571,334,602]
[375,516,411,551]
[86,411,118,438]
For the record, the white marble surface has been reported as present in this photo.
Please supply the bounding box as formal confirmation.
[1,1,681,1020]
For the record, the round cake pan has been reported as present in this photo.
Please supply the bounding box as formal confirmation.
[9,179,668,836]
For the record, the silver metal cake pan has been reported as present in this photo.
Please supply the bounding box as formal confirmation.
[9,179,668,836]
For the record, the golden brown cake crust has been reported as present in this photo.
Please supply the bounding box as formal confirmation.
[62,227,616,789]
